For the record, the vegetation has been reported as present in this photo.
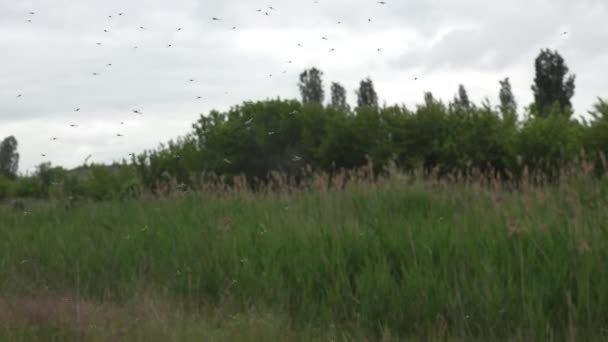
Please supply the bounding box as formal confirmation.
[1,49,606,202]
[0,135,19,180]
[1,48,607,340]
[531,49,576,118]
[2,164,608,340]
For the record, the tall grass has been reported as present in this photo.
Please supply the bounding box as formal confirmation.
[1,165,608,340]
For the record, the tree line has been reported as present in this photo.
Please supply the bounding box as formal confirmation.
[1,48,607,201]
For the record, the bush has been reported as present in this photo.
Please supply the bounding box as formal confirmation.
[0,175,11,201]
[13,176,43,198]
[518,104,584,180]
[583,98,608,174]
[3,95,605,201]
[82,164,141,200]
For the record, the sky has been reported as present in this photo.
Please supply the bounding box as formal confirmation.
[1,0,607,174]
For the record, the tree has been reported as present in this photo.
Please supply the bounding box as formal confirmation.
[450,84,472,111]
[423,92,436,107]
[0,136,19,179]
[589,97,608,121]
[499,78,517,114]
[531,49,576,117]
[298,67,325,104]
[585,98,608,169]
[498,77,517,124]
[330,82,349,111]
[356,77,378,108]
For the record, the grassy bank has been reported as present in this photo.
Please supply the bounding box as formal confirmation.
[1,172,608,340]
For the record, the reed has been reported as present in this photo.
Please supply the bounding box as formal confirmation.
[1,162,607,340]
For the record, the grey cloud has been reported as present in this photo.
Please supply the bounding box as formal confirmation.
[1,0,607,172]
[390,0,595,71]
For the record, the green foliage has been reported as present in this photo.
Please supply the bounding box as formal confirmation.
[404,93,449,172]
[5,94,604,201]
[298,67,324,104]
[583,98,608,174]
[13,176,42,198]
[81,164,141,200]
[450,84,472,112]
[3,50,606,200]
[119,77,599,191]
[531,49,576,117]
[584,98,608,154]
[193,99,310,183]
[132,90,534,189]
[356,77,378,108]
[518,104,584,179]
[0,136,19,180]
[2,176,608,339]
[445,104,518,177]
[2,161,141,201]
[35,162,69,196]
[499,77,517,124]
[0,175,11,201]
[329,81,349,111]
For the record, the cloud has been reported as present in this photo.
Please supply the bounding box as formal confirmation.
[0,0,607,172]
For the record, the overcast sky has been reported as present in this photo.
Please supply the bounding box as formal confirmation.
[1,0,607,174]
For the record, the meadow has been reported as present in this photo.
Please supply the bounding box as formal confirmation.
[1,165,608,341]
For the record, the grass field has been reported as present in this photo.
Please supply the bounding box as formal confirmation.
[1,170,608,341]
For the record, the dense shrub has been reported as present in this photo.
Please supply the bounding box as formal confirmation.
[81,164,141,201]
[3,94,607,201]
[518,104,584,180]
[0,175,11,201]
[13,176,42,198]
[2,49,605,200]
[583,98,608,174]
[127,96,605,192]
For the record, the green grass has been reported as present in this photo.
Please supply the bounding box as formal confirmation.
[1,174,608,340]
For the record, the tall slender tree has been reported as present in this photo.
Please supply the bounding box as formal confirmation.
[298,67,325,104]
[423,92,436,107]
[0,136,19,179]
[330,82,349,111]
[356,77,378,108]
[531,49,576,117]
[499,78,517,113]
[451,84,472,111]
[498,77,517,123]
